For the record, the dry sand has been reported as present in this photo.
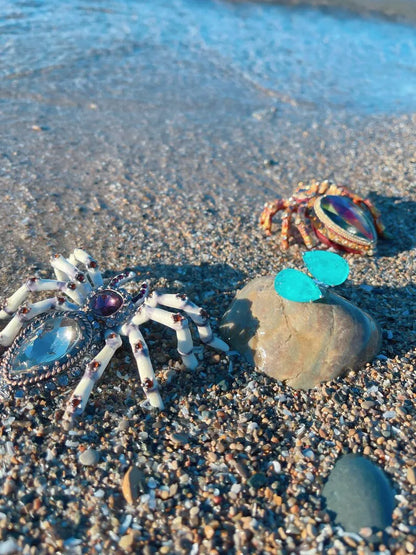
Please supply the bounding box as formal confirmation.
[0,109,415,554]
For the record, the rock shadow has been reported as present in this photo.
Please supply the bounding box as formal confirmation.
[219,297,259,365]
[367,192,416,256]
[333,279,416,361]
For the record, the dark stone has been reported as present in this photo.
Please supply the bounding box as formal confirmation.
[247,472,268,489]
[322,454,395,533]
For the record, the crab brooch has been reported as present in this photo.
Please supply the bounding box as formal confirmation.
[260,179,387,255]
[0,249,229,427]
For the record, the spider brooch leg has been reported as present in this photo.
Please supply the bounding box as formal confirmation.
[132,302,199,371]
[146,292,229,352]
[69,248,104,288]
[51,254,92,300]
[128,292,229,407]
[0,278,80,347]
[63,332,123,428]
[124,323,164,409]
[109,272,137,289]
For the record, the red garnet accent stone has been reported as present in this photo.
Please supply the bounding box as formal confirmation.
[143,378,154,390]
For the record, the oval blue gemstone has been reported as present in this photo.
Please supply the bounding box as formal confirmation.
[12,315,82,376]
[89,289,123,317]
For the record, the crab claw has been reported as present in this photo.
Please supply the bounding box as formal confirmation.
[259,205,274,235]
[260,200,287,235]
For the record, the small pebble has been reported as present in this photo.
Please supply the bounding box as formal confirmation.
[79,449,99,466]
[122,466,147,504]
[407,467,416,485]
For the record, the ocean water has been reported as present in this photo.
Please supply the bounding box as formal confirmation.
[2,0,416,113]
[0,0,415,201]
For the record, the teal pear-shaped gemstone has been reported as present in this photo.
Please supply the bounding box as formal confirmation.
[303,250,349,286]
[274,268,322,303]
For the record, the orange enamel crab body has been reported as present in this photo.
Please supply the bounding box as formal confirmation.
[260,180,386,255]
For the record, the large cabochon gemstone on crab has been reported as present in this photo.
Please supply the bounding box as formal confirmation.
[260,180,387,255]
[312,195,378,252]
[0,248,229,428]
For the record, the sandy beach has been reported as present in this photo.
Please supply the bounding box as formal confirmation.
[0,0,416,553]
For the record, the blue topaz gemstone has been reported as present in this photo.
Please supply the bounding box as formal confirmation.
[89,289,123,317]
[11,315,83,377]
[303,250,349,286]
[274,268,322,303]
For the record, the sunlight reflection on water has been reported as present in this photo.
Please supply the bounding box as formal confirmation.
[1,0,416,113]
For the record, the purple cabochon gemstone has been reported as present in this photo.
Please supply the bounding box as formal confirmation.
[319,195,377,242]
[90,289,123,317]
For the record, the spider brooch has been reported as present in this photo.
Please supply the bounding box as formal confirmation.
[0,249,229,427]
[260,179,387,255]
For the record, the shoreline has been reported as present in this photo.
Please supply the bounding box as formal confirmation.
[232,0,416,23]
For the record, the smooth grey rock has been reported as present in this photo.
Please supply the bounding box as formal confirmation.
[78,448,100,466]
[322,454,395,532]
[220,276,381,389]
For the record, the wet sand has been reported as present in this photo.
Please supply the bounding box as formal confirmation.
[0,0,416,553]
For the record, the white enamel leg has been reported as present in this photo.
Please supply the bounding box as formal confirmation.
[0,297,73,346]
[50,254,91,299]
[122,323,164,409]
[0,278,72,319]
[70,248,104,288]
[135,304,198,370]
[150,293,229,352]
[63,332,122,426]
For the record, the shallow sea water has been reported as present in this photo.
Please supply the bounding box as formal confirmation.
[0,0,415,267]
[1,0,416,203]
[2,0,416,112]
